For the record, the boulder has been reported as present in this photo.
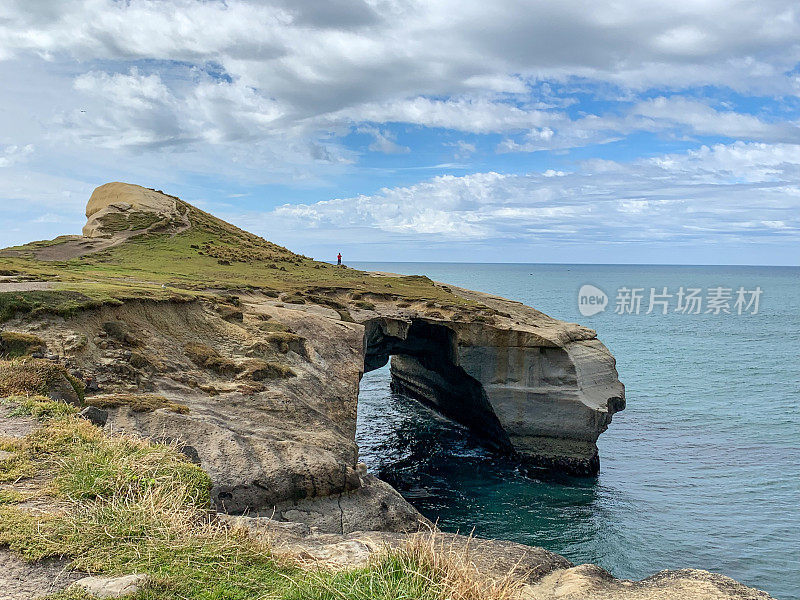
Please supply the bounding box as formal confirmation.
[79,406,108,427]
[72,574,147,598]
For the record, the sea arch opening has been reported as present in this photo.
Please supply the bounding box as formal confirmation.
[359,317,512,454]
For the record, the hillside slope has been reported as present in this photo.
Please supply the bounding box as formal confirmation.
[0,182,481,322]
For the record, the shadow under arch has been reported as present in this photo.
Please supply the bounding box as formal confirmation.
[362,317,512,454]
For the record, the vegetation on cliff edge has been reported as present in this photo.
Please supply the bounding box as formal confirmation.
[0,395,517,600]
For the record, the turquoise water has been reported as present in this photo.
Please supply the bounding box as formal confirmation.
[352,263,800,600]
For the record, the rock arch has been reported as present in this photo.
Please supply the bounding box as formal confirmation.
[362,316,625,476]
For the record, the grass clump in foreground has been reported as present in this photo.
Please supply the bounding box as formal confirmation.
[0,397,515,600]
[0,358,85,402]
[0,331,46,358]
[1,394,78,420]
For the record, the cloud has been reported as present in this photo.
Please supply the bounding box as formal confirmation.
[631,97,800,143]
[358,126,410,154]
[67,68,288,148]
[0,0,797,166]
[268,142,800,247]
[0,144,34,167]
[0,1,798,262]
[445,140,476,159]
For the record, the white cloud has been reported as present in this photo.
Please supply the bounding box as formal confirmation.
[1,0,798,148]
[358,126,409,154]
[338,97,554,134]
[0,0,798,262]
[445,140,477,159]
[267,142,800,247]
[0,144,34,167]
[67,68,287,148]
[631,97,800,142]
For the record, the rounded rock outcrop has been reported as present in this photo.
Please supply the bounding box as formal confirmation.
[83,182,180,238]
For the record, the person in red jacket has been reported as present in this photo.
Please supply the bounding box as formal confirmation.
[337,252,342,266]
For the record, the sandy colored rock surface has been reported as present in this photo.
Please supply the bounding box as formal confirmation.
[523,564,774,600]
[82,182,187,238]
[72,573,148,598]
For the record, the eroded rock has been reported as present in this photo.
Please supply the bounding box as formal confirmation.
[364,288,625,475]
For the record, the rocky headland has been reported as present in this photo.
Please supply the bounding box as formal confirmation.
[0,183,771,599]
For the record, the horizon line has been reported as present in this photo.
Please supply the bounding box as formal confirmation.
[343,261,800,268]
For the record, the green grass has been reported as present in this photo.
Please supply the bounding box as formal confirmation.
[2,395,78,420]
[0,489,24,504]
[0,399,510,600]
[286,554,445,600]
[0,193,488,325]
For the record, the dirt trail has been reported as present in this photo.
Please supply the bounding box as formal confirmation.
[0,281,55,292]
[0,551,82,600]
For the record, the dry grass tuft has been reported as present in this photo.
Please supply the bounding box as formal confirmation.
[0,331,46,358]
[84,393,189,414]
[240,359,296,381]
[0,358,84,401]
[293,530,521,600]
[184,342,240,375]
[393,532,522,600]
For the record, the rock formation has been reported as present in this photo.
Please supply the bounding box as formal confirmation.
[83,181,185,238]
[364,295,625,475]
[0,183,771,598]
[2,183,625,520]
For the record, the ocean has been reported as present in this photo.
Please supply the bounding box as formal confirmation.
[351,263,800,600]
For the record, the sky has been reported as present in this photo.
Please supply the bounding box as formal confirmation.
[0,0,799,265]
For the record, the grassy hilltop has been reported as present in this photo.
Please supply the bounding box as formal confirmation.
[0,184,481,323]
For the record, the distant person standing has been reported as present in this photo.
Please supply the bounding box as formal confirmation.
[337,252,342,266]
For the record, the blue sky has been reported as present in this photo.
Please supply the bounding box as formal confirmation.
[0,0,799,264]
